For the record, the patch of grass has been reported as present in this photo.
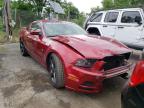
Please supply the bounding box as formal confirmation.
[0,17,5,43]
[0,16,20,44]
[0,28,20,44]
[11,28,20,43]
[0,31,6,44]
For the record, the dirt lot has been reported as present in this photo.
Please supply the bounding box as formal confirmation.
[0,43,140,108]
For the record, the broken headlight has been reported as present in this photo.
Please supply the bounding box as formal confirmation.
[75,59,97,68]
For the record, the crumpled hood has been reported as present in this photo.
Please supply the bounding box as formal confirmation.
[51,35,131,59]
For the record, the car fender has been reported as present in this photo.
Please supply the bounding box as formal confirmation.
[44,41,83,72]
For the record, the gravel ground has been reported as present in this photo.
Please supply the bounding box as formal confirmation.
[0,43,140,108]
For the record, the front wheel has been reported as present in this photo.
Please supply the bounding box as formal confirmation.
[47,53,64,88]
[20,41,29,56]
[142,49,144,59]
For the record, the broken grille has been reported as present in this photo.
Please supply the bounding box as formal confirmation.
[103,55,126,71]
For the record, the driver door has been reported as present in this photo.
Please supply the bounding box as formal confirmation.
[30,22,47,64]
[28,22,42,59]
[23,22,38,56]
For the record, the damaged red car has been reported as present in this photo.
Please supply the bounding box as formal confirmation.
[19,20,132,93]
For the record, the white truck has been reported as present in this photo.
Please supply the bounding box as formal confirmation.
[85,8,144,52]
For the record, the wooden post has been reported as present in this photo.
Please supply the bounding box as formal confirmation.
[3,0,12,40]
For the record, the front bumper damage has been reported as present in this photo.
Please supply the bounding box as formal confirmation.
[65,63,132,94]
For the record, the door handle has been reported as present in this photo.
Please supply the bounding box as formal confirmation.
[118,26,124,29]
[103,25,108,27]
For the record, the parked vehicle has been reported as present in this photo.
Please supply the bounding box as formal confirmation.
[85,8,144,51]
[19,20,132,93]
[121,60,144,108]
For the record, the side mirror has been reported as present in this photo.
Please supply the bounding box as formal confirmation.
[30,29,42,36]
[135,16,142,25]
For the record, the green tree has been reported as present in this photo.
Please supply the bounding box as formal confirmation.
[102,0,114,9]
[129,0,144,7]
[90,6,101,13]
[12,0,63,15]
[0,0,3,8]
[73,12,86,27]
[61,1,79,19]
[113,0,130,8]
[11,0,86,27]
[11,0,33,10]
[102,0,144,9]
[67,2,79,19]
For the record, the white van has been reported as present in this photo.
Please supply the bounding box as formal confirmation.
[85,8,144,51]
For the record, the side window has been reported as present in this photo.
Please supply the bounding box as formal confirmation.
[121,11,142,23]
[30,22,41,31]
[90,13,103,22]
[104,12,119,23]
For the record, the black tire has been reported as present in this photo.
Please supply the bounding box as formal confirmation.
[120,73,129,79]
[47,53,64,88]
[142,50,144,59]
[20,41,29,56]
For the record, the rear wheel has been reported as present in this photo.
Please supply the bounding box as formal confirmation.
[47,54,64,88]
[20,41,29,56]
[139,50,144,60]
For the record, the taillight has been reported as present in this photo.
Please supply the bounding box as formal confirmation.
[129,61,144,87]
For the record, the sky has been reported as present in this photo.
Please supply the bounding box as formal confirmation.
[67,0,102,13]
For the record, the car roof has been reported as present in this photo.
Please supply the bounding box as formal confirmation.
[109,8,142,11]
[95,8,143,13]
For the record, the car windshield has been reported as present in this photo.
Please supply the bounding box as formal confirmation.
[44,22,87,36]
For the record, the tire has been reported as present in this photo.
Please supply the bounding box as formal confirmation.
[142,49,144,59]
[120,73,129,79]
[20,41,29,56]
[47,53,64,88]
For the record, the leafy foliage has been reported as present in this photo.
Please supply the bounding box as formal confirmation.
[11,0,34,11]
[91,0,144,12]
[0,0,3,8]
[102,0,144,10]
[11,0,86,27]
[102,0,114,9]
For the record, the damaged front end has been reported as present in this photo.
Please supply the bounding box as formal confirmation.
[66,52,132,93]
[103,52,131,71]
[101,52,132,78]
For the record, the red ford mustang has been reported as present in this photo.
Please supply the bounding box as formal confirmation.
[19,20,132,93]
